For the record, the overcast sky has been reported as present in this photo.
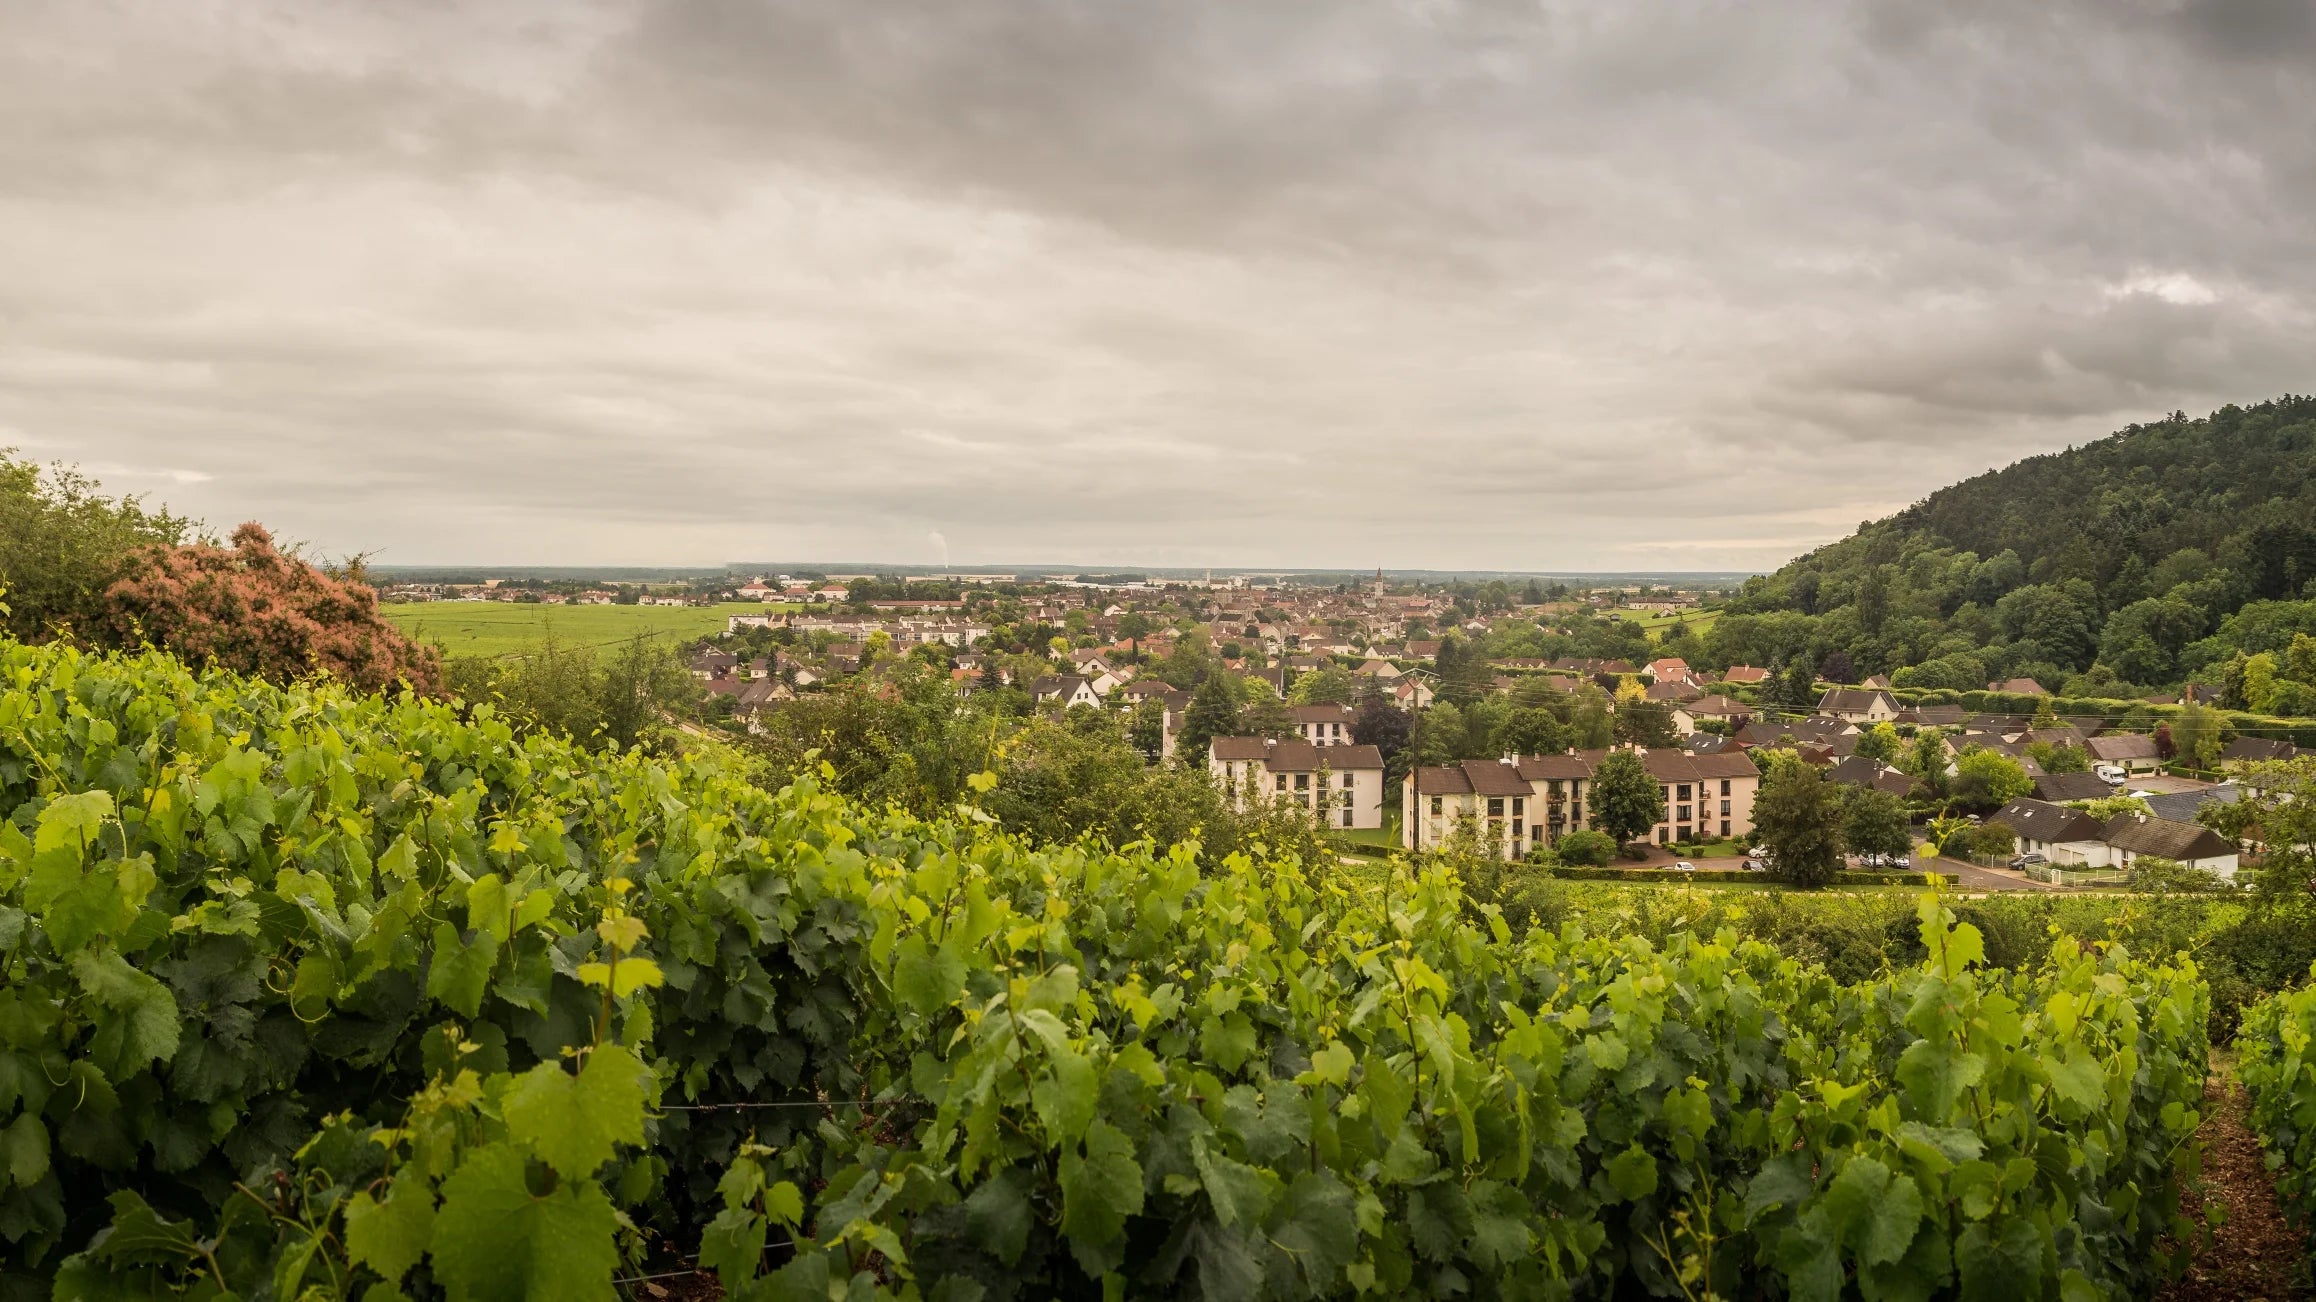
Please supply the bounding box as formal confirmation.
[4,0,2313,571]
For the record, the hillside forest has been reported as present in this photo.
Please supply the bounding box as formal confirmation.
[1688,397,2316,708]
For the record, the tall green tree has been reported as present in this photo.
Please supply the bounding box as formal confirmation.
[1754,762,1847,888]
[1854,722,1901,764]
[1126,696,1166,759]
[1492,707,1568,757]
[1612,699,1678,748]
[1902,731,1951,802]
[1352,690,1412,777]
[1841,786,1913,861]
[1240,690,1297,741]
[1568,686,1615,749]
[1951,748,2033,813]
[1774,655,1817,710]
[1178,673,1241,760]
[1288,666,1357,705]
[1587,750,1664,848]
[2172,701,2224,770]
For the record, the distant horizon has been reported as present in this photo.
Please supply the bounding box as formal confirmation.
[371,563,1767,583]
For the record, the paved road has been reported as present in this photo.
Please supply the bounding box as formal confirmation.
[1928,855,2062,892]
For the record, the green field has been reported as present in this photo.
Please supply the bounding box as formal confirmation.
[383,601,797,657]
[1614,607,1722,638]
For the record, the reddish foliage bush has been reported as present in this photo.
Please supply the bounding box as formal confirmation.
[97,522,441,695]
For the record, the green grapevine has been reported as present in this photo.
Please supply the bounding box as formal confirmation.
[0,639,2212,1299]
[2236,970,2316,1254]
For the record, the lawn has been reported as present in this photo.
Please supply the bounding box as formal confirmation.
[383,601,797,658]
[1336,825,1402,851]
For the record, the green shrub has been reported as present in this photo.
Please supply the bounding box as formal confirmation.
[1554,828,1617,866]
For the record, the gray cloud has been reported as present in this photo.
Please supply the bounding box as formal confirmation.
[3,0,2313,569]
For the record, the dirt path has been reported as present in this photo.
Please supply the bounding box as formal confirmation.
[2162,1072,2311,1302]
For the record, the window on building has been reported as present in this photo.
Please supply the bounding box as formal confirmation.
[1512,818,1523,838]
[1678,804,1691,822]
[1430,796,1442,815]
[1678,784,1691,801]
[1343,774,1355,788]
[1720,778,1731,796]
[1295,773,1309,790]
[1276,774,1288,791]
[1720,819,1731,837]
[1721,800,1730,816]
[1487,798,1504,816]
[1512,797,1524,816]
[1342,809,1353,828]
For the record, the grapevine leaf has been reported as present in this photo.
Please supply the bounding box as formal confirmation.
[1606,1143,1658,1201]
[764,1179,804,1226]
[1188,1221,1263,1301]
[90,1191,201,1267]
[1821,1155,1889,1246]
[1359,1051,1411,1140]
[697,1206,767,1287]
[715,1156,764,1212]
[275,1228,324,1301]
[345,1184,436,1284]
[1308,1041,1355,1087]
[1200,1012,1257,1074]
[2047,1048,2105,1116]
[1861,1219,1952,1302]
[964,1167,1034,1266]
[1896,1039,1985,1119]
[1894,1121,1984,1173]
[39,862,146,954]
[1031,1049,1098,1145]
[504,1042,649,1177]
[34,791,114,857]
[1059,1117,1144,1249]
[1,1112,49,1187]
[1463,1179,1531,1270]
[378,833,420,880]
[430,1143,619,1302]
[1743,1153,1816,1222]
[70,949,180,1077]
[1955,1216,2044,1302]
[466,874,511,945]
[596,915,649,952]
[1193,1135,1278,1228]
[427,922,498,1018]
[893,935,968,1018]
[576,958,664,999]
[1862,1170,1924,1266]
[1775,1212,1843,1302]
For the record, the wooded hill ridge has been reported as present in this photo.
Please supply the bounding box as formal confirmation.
[1709,396,2316,706]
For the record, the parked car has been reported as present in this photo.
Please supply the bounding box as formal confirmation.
[1742,856,1766,872]
[2093,763,2126,785]
[2009,852,2047,870]
[1888,854,1911,868]
[1672,861,1696,873]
